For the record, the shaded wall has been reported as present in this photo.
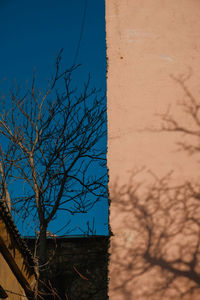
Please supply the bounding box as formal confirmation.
[26,236,109,299]
[106,0,200,299]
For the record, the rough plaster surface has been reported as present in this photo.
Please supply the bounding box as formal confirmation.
[106,1,200,299]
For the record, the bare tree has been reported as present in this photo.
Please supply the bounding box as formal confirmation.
[0,49,107,297]
[110,75,200,300]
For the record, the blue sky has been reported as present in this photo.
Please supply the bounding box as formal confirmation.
[0,0,108,236]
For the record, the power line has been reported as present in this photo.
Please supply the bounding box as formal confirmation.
[73,0,88,67]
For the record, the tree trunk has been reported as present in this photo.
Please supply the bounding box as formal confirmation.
[38,224,48,269]
[0,162,11,211]
[37,224,50,299]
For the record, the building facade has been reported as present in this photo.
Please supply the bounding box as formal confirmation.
[26,236,109,300]
[107,1,200,299]
[0,199,35,299]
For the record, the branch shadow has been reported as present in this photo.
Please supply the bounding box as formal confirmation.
[110,174,200,300]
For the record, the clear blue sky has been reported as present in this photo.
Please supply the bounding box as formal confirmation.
[0,0,108,236]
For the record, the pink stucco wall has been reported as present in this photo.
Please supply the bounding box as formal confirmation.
[106,1,200,299]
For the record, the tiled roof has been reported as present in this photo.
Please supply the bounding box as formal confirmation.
[0,198,35,268]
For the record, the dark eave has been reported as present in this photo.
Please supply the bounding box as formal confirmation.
[0,284,8,298]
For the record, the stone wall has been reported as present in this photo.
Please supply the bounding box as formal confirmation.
[25,236,109,299]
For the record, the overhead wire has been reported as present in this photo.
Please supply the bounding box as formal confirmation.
[72,0,88,67]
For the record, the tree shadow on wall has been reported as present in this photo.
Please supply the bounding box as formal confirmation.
[110,173,200,300]
[110,71,200,300]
